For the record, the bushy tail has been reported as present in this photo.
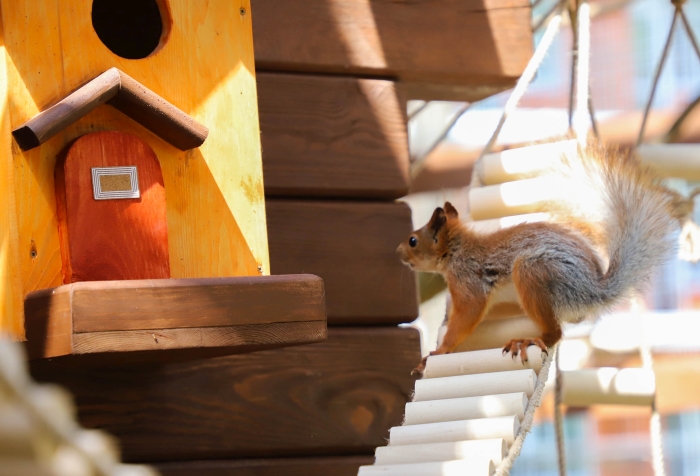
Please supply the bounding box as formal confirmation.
[551,142,679,303]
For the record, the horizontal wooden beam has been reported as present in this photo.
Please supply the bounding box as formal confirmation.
[251,0,532,100]
[24,274,326,359]
[28,327,421,462]
[154,456,374,476]
[258,73,409,199]
[266,200,418,325]
[12,68,208,151]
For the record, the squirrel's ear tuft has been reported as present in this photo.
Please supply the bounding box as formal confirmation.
[429,207,446,233]
[444,202,459,219]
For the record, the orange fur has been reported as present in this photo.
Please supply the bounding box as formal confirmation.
[399,143,679,375]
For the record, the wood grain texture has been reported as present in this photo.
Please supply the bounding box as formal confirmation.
[23,286,73,359]
[71,321,327,354]
[69,275,325,332]
[23,274,326,358]
[109,70,208,150]
[251,0,532,99]
[0,19,23,337]
[266,200,418,325]
[2,0,268,338]
[29,327,421,462]
[258,73,409,199]
[12,69,208,151]
[155,456,375,476]
[57,131,170,283]
[11,69,120,150]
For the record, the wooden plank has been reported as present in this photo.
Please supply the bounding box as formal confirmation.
[12,69,208,151]
[11,69,120,150]
[71,321,327,354]
[28,327,421,462]
[155,456,375,476]
[266,200,418,325]
[258,73,409,199]
[69,275,325,332]
[24,274,327,358]
[0,17,23,337]
[251,0,532,100]
[57,131,171,283]
[23,286,73,359]
[2,0,268,337]
[109,70,208,151]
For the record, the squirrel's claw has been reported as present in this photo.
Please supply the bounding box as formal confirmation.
[411,356,429,376]
[502,338,548,364]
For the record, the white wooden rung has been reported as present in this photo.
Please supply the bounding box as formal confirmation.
[358,459,495,476]
[468,177,563,221]
[414,369,537,401]
[404,393,528,425]
[374,439,507,466]
[424,348,543,378]
[638,144,700,180]
[561,368,655,406]
[476,140,577,185]
[389,416,520,446]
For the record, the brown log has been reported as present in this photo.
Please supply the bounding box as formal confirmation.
[24,274,326,359]
[11,68,208,151]
[251,0,532,100]
[266,200,418,325]
[28,327,421,462]
[155,456,375,476]
[258,73,409,199]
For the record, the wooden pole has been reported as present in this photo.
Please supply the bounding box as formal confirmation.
[424,348,543,379]
[359,459,495,476]
[390,416,520,446]
[561,368,655,406]
[414,369,537,401]
[404,393,528,425]
[374,439,507,465]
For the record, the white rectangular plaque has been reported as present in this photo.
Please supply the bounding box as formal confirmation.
[91,166,140,200]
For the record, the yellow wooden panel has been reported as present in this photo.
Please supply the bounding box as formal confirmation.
[0,20,23,337]
[0,0,268,336]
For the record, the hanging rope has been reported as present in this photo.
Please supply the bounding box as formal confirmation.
[636,0,700,264]
[494,344,557,476]
[636,4,681,147]
[632,298,667,476]
[477,0,567,164]
[554,345,568,476]
[573,0,591,147]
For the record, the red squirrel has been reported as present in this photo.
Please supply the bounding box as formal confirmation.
[398,143,680,375]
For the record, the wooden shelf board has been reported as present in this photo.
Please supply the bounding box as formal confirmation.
[24,274,326,359]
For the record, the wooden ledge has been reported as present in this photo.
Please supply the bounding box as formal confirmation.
[24,274,326,359]
[12,68,208,151]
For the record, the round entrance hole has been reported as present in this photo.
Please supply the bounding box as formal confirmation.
[92,0,169,59]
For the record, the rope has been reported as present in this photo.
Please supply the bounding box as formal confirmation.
[573,0,591,147]
[494,344,557,476]
[633,298,667,476]
[554,345,568,476]
[636,6,680,147]
[477,1,566,163]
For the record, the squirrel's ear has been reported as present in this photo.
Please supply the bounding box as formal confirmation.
[429,207,446,233]
[444,202,458,219]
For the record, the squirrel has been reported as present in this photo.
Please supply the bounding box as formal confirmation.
[398,142,682,376]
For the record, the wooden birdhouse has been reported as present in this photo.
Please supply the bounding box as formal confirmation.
[0,0,325,357]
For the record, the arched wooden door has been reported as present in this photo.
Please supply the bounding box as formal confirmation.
[55,131,170,283]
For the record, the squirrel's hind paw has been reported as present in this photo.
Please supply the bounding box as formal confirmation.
[502,338,547,364]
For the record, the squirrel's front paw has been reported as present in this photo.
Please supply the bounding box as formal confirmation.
[411,356,428,376]
[502,338,548,364]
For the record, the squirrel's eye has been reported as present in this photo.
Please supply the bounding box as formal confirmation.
[409,236,418,247]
